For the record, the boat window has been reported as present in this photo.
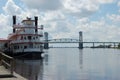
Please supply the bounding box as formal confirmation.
[24,36,26,40]
[29,44,33,48]
[14,46,17,49]
[28,36,31,40]
[40,45,42,48]
[36,36,38,39]
[24,46,27,49]
[33,37,35,40]
[18,46,19,49]
[21,46,22,49]
[21,36,23,40]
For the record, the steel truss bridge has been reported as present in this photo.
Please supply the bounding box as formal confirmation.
[44,38,120,48]
[48,38,120,44]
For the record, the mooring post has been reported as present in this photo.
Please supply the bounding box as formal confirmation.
[79,31,83,49]
[44,32,49,49]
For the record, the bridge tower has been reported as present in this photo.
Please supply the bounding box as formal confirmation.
[44,32,49,49]
[79,31,83,49]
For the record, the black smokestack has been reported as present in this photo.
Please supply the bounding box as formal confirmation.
[13,15,16,33]
[35,16,38,33]
[13,15,16,25]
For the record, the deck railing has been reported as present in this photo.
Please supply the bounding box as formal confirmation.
[0,52,14,76]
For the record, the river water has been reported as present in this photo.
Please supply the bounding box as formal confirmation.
[14,48,120,80]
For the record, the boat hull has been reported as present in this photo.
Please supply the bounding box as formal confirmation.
[5,51,44,59]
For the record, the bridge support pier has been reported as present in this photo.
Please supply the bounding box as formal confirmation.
[92,42,95,48]
[79,31,83,49]
[44,32,49,49]
[114,43,116,48]
[103,43,105,48]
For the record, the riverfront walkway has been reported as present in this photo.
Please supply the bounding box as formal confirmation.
[0,65,27,80]
[0,52,27,80]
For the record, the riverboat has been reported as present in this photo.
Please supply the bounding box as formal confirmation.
[0,16,44,58]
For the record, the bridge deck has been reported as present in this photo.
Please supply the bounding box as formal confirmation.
[48,41,120,43]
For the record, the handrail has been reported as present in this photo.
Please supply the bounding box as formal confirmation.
[0,52,14,76]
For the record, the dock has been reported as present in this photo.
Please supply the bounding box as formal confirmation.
[0,52,27,80]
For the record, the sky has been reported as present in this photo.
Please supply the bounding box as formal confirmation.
[0,0,120,42]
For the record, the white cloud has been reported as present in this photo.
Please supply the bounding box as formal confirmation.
[3,0,22,15]
[0,14,12,38]
[20,0,115,19]
[77,18,89,24]
[63,0,99,18]
[41,11,65,21]
[118,1,120,7]
[97,0,114,4]
[21,0,63,11]
[107,14,120,24]
[64,0,99,12]
[62,0,114,18]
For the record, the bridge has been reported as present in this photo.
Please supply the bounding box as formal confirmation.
[44,32,120,49]
[47,38,119,48]
[48,38,119,43]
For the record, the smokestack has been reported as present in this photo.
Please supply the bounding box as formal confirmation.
[13,15,16,33]
[35,16,38,33]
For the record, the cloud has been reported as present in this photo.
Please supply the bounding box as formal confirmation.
[117,1,120,13]
[21,0,63,11]
[107,14,120,24]
[118,1,120,7]
[3,0,22,15]
[20,0,115,18]
[0,14,12,38]
[63,0,99,18]
[97,0,114,4]
[41,11,65,21]
[64,0,99,12]
[63,0,114,18]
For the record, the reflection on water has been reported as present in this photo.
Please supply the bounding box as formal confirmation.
[14,48,120,80]
[15,59,43,80]
[79,50,83,69]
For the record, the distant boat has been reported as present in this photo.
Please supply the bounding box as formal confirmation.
[0,16,44,58]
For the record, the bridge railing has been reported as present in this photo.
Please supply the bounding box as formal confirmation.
[0,52,14,76]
